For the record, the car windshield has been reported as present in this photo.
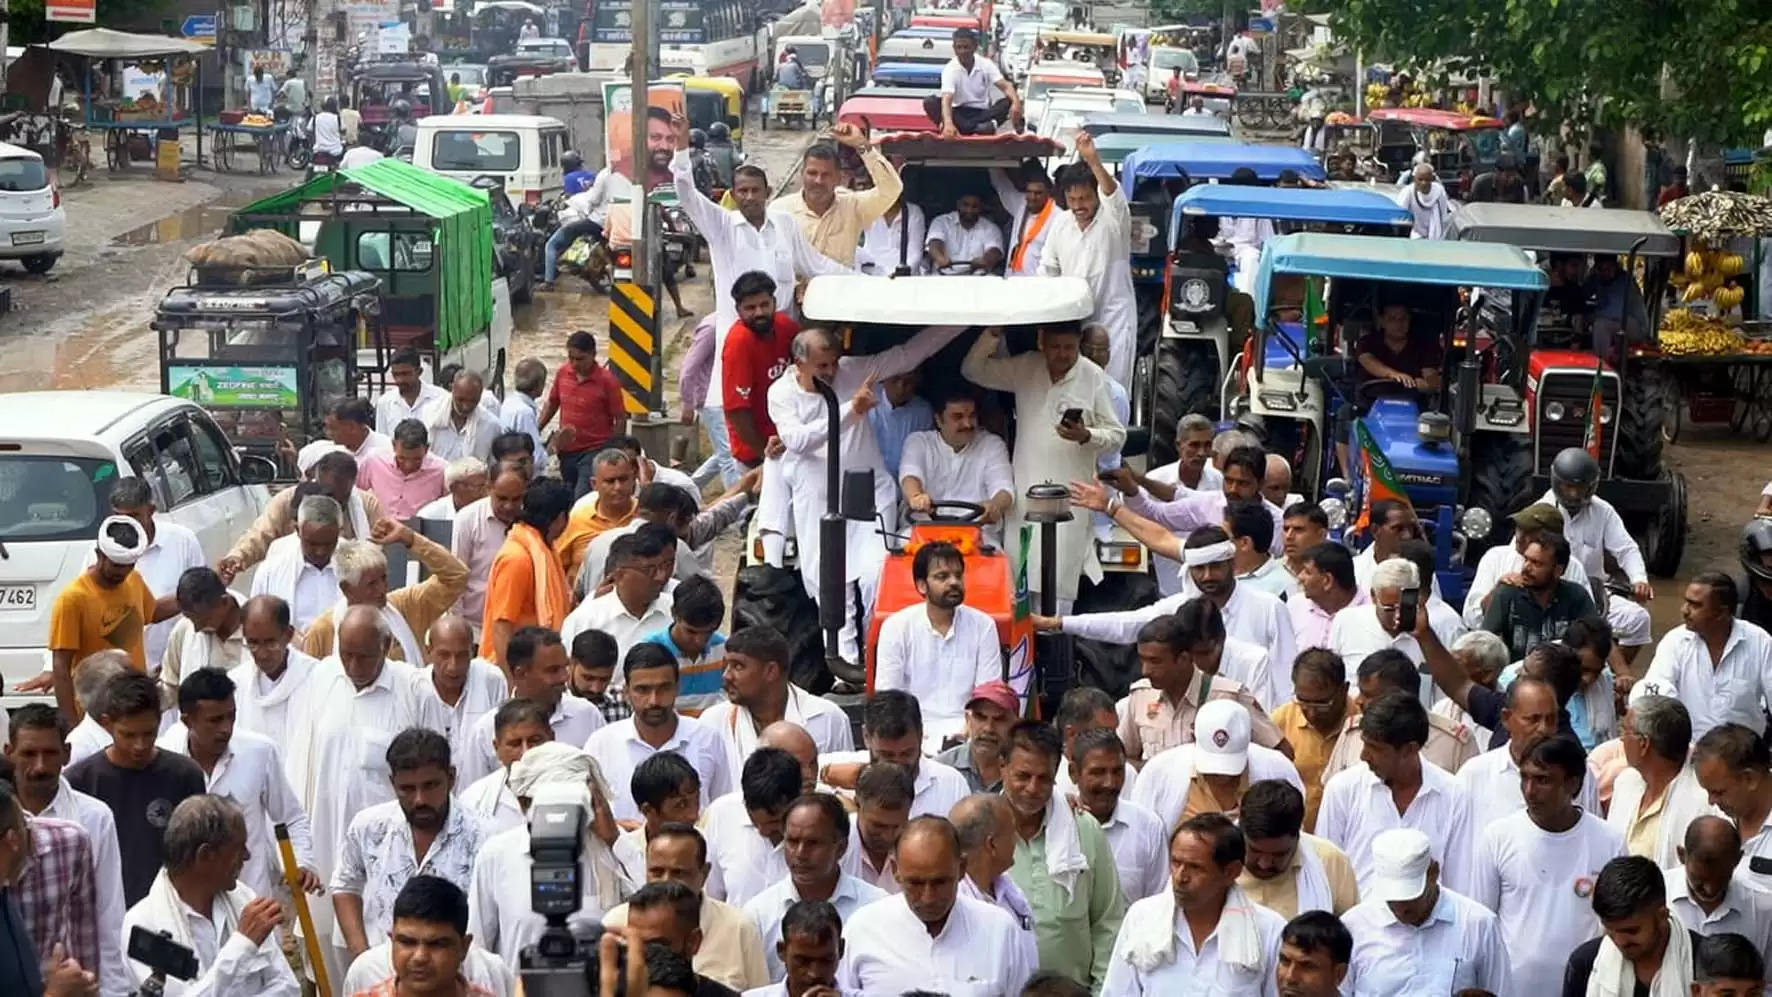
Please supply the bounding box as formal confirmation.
[431,129,520,170]
[0,156,48,192]
[0,456,117,543]
[1114,97,1143,114]
[791,46,830,67]
[1152,48,1198,72]
[519,39,571,57]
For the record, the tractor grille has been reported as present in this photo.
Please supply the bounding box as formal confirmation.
[1534,371,1619,473]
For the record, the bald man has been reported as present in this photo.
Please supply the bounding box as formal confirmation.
[837,816,1033,996]
[400,615,510,773]
[1263,454,1300,510]
[759,721,820,794]
[1669,815,1772,960]
[950,794,1037,969]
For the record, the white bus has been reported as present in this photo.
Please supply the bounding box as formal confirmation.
[580,0,766,92]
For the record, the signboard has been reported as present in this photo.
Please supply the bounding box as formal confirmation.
[593,0,703,45]
[182,14,218,44]
[600,80,686,183]
[377,20,413,54]
[241,49,293,78]
[46,0,95,24]
[167,366,300,408]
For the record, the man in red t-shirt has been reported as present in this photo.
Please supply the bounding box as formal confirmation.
[720,270,800,468]
[540,329,627,496]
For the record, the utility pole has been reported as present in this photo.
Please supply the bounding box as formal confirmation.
[628,0,652,287]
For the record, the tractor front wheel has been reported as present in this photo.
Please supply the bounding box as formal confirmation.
[731,563,830,692]
[1150,338,1218,468]
[1616,364,1666,480]
[1466,433,1532,559]
[1642,470,1689,577]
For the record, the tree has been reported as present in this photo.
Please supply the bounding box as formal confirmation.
[1331,0,1772,146]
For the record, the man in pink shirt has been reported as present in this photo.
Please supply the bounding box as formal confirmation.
[1291,541,1367,650]
[357,418,447,518]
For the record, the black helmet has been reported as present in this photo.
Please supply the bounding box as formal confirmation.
[708,121,731,142]
[391,98,412,119]
[1743,519,1772,582]
[689,128,707,149]
[1549,447,1600,509]
[562,150,583,173]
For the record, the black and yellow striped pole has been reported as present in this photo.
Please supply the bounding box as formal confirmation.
[609,279,661,414]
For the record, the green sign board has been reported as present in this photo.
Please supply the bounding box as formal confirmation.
[167,365,299,408]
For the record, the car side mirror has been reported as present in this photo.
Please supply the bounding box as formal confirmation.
[238,453,279,485]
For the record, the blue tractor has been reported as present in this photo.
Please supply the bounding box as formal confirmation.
[1238,233,1550,605]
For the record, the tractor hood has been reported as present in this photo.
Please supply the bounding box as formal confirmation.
[1364,397,1460,507]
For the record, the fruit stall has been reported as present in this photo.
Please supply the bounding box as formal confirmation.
[1654,190,1772,442]
[46,29,208,176]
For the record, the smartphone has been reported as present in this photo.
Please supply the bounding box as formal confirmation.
[1396,586,1420,634]
[1062,407,1084,424]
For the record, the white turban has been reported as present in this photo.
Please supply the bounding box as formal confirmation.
[507,741,625,909]
[297,441,347,476]
[96,515,148,565]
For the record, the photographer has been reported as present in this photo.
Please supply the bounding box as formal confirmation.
[119,795,300,997]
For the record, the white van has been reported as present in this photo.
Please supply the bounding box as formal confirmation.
[0,392,275,689]
[412,113,572,204]
[771,35,834,82]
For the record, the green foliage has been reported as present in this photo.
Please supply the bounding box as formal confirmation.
[9,0,175,46]
[1332,0,1772,145]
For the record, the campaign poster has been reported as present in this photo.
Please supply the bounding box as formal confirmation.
[600,79,686,185]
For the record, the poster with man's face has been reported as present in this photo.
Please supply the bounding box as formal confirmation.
[601,80,686,186]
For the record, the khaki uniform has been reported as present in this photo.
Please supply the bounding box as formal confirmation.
[1320,710,1479,780]
[1116,668,1284,765]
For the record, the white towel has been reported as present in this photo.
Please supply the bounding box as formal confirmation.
[1123,883,1266,975]
[331,596,425,665]
[1586,911,1691,997]
[1041,791,1091,902]
[1605,765,1718,870]
[508,742,626,911]
[140,866,246,954]
[345,490,372,540]
[1292,834,1334,915]
[719,685,815,777]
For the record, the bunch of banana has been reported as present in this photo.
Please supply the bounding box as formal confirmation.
[1717,253,1748,276]
[1662,308,1746,355]
[1717,285,1747,311]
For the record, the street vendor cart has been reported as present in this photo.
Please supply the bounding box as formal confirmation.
[48,29,207,174]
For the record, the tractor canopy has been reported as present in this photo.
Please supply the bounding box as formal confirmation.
[802,274,1094,329]
[1447,202,1682,257]
[1251,231,1548,316]
[1169,185,1411,249]
[872,62,944,87]
[1079,110,1231,139]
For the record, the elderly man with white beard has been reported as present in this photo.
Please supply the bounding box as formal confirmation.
[765,324,963,668]
[285,604,417,983]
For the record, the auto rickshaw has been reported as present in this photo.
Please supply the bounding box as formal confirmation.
[153,258,387,481]
[350,59,449,151]
[1036,29,1120,82]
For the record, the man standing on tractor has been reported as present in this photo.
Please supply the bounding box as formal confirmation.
[1543,447,1656,661]
[926,27,1023,137]
[1038,133,1136,388]
[991,163,1056,279]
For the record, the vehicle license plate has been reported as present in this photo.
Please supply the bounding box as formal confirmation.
[11,232,44,245]
[0,586,36,609]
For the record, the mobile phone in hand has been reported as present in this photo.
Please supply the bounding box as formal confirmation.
[1062,407,1084,424]
[1397,586,1420,634]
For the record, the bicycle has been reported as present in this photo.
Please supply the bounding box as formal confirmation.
[56,114,92,187]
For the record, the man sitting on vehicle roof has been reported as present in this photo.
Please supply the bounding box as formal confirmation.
[926,193,1005,274]
[927,27,1023,137]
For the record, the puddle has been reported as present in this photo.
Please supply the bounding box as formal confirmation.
[111,203,238,247]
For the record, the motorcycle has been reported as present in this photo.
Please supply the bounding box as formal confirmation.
[284,105,313,170]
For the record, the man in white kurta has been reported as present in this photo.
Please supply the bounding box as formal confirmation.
[767,324,965,663]
[397,617,511,774]
[873,549,1005,751]
[991,167,1056,278]
[1037,132,1135,386]
[961,325,1125,612]
[898,393,1015,549]
[284,607,416,982]
[230,595,326,790]
[924,196,1005,273]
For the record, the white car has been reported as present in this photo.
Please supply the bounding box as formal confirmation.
[0,392,276,689]
[1145,46,1200,102]
[0,142,64,274]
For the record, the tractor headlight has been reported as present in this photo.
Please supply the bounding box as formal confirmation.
[1258,390,1298,412]
[1599,403,1614,425]
[1544,401,1566,422]
[1321,496,1348,529]
[1461,506,1493,539]
[1179,278,1212,310]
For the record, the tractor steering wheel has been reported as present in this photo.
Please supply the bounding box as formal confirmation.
[909,501,989,524]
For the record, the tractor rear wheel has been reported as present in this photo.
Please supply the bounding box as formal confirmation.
[731,563,830,693]
[1642,470,1689,577]
[1616,364,1666,480]
[1150,338,1218,469]
[1466,433,1532,558]
[1071,570,1160,699]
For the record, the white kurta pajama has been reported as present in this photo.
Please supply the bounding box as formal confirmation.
[960,342,1126,604]
[1038,185,1137,387]
[228,648,325,791]
[283,656,416,982]
[766,324,965,660]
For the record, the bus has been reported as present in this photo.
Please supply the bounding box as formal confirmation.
[581,0,766,92]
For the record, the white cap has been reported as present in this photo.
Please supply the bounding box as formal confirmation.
[297,440,347,476]
[1628,678,1677,708]
[1368,828,1434,902]
[1193,698,1251,776]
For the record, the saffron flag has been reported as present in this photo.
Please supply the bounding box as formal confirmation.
[1583,359,1605,459]
[1354,417,1408,531]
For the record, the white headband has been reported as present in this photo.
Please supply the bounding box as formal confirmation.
[1184,540,1237,566]
[96,515,147,565]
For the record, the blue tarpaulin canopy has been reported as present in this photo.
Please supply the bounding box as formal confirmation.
[1170,184,1410,244]
[1252,232,1547,313]
[1123,141,1327,183]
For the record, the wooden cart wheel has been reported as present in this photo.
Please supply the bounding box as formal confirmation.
[105,131,126,171]
[1731,365,1756,433]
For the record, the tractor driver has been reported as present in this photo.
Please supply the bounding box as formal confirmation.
[1354,303,1442,399]
[1581,254,1650,360]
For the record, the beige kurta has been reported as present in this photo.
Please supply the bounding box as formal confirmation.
[960,339,1124,602]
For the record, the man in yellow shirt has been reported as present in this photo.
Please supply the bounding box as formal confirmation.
[1236,778,1361,919]
[772,123,903,266]
[47,515,180,721]
[554,448,638,584]
[1270,648,1351,830]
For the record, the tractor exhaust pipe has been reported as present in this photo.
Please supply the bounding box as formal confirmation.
[814,376,869,688]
